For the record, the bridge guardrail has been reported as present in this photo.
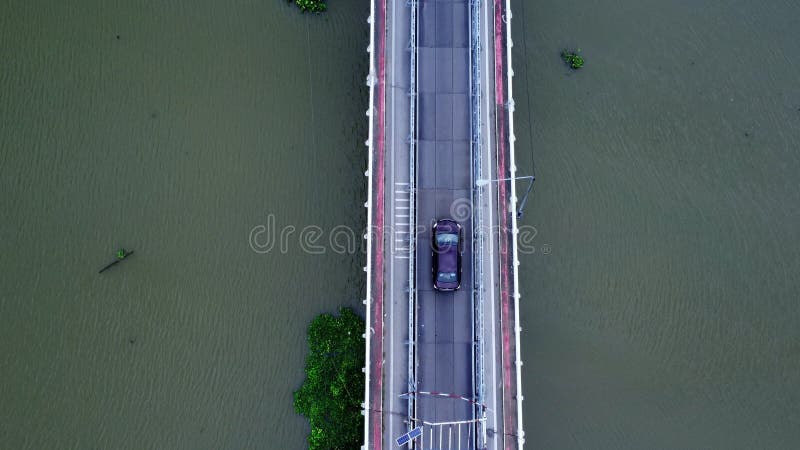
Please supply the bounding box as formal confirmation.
[503,0,525,446]
[469,0,487,448]
[408,0,419,441]
[362,1,379,449]
[494,0,525,447]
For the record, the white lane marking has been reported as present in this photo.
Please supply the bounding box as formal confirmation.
[448,425,453,450]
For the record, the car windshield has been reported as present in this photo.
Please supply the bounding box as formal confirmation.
[437,272,458,282]
[436,233,459,247]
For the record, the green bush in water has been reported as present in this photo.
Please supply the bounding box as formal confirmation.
[561,49,585,69]
[293,307,365,450]
[289,0,327,13]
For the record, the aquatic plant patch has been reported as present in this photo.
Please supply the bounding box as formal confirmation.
[289,0,327,13]
[561,49,585,69]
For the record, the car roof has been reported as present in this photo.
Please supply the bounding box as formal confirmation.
[436,241,458,272]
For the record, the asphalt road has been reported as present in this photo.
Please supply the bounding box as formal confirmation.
[415,0,475,446]
[379,0,506,448]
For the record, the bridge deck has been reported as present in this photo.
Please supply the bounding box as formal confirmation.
[366,1,524,449]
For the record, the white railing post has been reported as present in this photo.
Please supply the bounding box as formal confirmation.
[504,0,525,447]
[363,1,378,449]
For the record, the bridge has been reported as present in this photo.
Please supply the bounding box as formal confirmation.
[361,1,525,449]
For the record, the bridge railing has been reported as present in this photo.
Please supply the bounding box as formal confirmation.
[362,0,378,449]
[503,0,525,446]
[494,0,525,447]
[469,1,487,449]
[408,0,419,442]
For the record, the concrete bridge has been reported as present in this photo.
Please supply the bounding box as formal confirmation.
[361,1,526,449]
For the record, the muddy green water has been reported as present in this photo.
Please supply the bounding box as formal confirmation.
[0,1,368,448]
[513,0,800,448]
[2,0,799,449]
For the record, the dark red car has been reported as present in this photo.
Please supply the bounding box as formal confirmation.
[432,218,463,291]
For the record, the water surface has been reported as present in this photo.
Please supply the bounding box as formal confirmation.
[0,1,368,448]
[513,0,800,448]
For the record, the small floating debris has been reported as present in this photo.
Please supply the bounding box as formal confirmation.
[98,248,133,274]
[561,49,585,70]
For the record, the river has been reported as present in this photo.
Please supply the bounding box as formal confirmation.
[1,1,368,448]
[1,0,798,448]
[513,0,800,448]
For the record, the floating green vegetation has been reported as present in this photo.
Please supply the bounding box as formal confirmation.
[561,49,585,70]
[289,0,327,13]
[293,307,365,450]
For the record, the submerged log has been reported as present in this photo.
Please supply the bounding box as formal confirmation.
[98,249,134,274]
